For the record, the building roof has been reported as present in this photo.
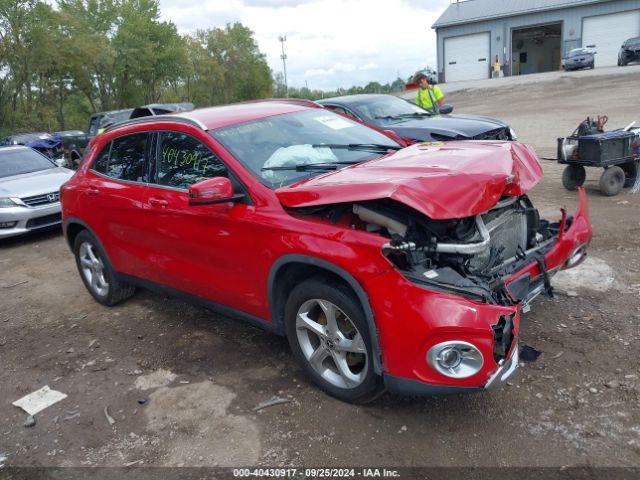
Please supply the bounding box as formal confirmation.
[433,0,611,28]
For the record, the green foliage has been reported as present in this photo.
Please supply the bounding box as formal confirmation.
[0,0,274,136]
[0,0,409,137]
[281,76,408,101]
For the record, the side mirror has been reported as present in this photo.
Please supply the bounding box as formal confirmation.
[439,105,454,115]
[188,177,242,206]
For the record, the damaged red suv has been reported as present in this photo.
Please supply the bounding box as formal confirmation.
[61,101,592,403]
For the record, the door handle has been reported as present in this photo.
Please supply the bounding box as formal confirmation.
[149,197,168,208]
[87,186,100,196]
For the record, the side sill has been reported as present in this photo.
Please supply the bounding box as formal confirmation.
[116,273,283,336]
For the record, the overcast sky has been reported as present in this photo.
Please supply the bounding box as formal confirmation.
[159,0,449,90]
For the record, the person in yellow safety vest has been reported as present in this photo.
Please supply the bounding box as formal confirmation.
[415,73,444,112]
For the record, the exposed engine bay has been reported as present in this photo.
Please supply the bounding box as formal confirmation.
[290,196,567,306]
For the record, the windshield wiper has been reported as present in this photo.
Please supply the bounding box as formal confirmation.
[311,143,401,152]
[262,161,362,172]
[398,112,433,118]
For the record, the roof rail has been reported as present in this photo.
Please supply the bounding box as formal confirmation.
[102,114,207,134]
[239,98,323,109]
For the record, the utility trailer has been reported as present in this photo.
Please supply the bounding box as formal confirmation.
[558,129,640,196]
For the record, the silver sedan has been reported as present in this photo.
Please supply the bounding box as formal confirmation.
[0,146,74,239]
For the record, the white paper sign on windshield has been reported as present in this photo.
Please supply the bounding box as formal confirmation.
[314,115,354,130]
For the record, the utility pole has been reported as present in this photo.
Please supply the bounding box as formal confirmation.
[278,35,288,97]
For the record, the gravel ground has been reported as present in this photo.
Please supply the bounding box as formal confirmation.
[1,71,639,470]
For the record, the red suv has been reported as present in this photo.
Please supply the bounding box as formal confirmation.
[61,101,592,403]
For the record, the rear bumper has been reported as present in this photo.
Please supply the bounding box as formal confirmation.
[0,203,62,239]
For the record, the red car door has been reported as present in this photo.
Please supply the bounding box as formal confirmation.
[140,130,263,317]
[81,133,152,277]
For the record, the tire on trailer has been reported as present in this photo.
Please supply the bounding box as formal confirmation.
[284,276,384,404]
[599,166,625,196]
[561,165,586,190]
[621,160,639,188]
[73,230,135,306]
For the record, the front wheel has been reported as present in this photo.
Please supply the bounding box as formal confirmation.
[562,165,586,190]
[284,278,384,403]
[73,230,135,306]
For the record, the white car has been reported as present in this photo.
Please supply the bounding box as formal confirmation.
[0,146,74,239]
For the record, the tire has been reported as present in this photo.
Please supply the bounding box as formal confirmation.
[284,277,384,404]
[562,165,586,191]
[599,166,625,196]
[622,161,639,188]
[73,230,135,306]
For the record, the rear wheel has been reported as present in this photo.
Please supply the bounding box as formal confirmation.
[73,230,135,306]
[599,166,625,196]
[284,278,384,403]
[562,165,586,190]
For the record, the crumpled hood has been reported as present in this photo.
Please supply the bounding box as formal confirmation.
[388,113,508,141]
[276,141,543,220]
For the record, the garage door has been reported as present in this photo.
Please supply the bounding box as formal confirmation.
[583,10,640,67]
[444,32,490,82]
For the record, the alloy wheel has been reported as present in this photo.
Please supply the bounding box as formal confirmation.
[295,298,368,389]
[79,242,109,296]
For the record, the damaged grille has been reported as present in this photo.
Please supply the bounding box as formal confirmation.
[473,128,510,141]
[492,315,515,363]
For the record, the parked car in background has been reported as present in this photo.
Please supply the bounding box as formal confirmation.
[55,130,90,168]
[562,48,595,71]
[318,94,517,143]
[87,109,135,137]
[0,146,74,238]
[60,103,196,169]
[129,103,194,120]
[0,132,65,166]
[618,36,640,66]
[62,101,592,403]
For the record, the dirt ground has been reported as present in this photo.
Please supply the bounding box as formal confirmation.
[1,71,639,470]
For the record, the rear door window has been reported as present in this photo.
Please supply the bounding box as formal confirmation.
[154,131,228,190]
[91,133,151,182]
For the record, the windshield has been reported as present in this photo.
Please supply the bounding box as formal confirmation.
[0,148,56,178]
[352,96,431,124]
[211,109,400,188]
[626,37,640,47]
[568,49,587,58]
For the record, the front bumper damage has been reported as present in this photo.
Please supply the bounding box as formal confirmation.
[372,188,592,395]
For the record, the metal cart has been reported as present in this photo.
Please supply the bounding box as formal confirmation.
[558,130,639,196]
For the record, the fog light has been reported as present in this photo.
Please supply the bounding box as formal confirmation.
[564,245,587,269]
[0,221,17,229]
[427,341,484,378]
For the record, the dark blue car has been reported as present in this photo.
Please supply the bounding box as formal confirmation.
[562,48,595,71]
[619,36,640,66]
